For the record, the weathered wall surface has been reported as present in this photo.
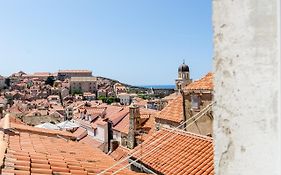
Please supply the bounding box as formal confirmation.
[213,0,280,174]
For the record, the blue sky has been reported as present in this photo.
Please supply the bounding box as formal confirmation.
[0,0,212,85]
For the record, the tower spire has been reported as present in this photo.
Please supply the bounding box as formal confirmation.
[183,59,185,64]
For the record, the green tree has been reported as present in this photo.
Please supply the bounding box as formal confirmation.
[72,88,82,95]
[45,76,55,86]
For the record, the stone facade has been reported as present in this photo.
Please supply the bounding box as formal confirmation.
[213,0,280,174]
[127,105,141,149]
[70,77,97,94]
[58,70,92,80]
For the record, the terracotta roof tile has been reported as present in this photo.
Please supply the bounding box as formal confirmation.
[0,115,142,175]
[156,95,183,123]
[72,127,87,140]
[79,135,103,149]
[113,114,130,134]
[110,146,130,161]
[58,70,92,73]
[113,108,156,136]
[10,122,75,139]
[185,73,213,91]
[131,128,214,175]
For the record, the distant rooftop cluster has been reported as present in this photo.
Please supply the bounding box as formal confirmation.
[0,65,214,174]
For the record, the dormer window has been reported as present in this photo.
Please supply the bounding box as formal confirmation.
[191,95,200,109]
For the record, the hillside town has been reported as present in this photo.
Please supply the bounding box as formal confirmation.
[0,63,214,175]
[1,0,280,174]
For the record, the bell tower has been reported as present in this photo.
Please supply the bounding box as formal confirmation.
[175,60,192,91]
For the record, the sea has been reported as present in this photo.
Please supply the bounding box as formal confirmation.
[139,85,175,89]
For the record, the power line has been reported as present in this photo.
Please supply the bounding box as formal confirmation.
[97,102,214,175]
[110,103,213,175]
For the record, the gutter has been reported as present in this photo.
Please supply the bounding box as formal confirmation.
[128,158,162,175]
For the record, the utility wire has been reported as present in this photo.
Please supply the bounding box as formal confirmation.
[97,102,214,175]
[110,103,213,175]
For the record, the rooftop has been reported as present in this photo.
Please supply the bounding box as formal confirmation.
[70,77,97,82]
[156,95,183,123]
[130,128,214,175]
[185,72,213,91]
[0,114,143,175]
[58,70,92,73]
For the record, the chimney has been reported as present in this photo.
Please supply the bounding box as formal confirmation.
[66,107,74,121]
[127,104,140,149]
[0,105,3,119]
[105,120,113,153]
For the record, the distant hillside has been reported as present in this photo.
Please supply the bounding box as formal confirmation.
[96,76,148,89]
[96,76,175,97]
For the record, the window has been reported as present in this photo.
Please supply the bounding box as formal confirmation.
[191,95,200,109]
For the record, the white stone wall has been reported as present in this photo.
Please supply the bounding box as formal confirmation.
[96,125,105,142]
[213,0,280,174]
[118,93,131,105]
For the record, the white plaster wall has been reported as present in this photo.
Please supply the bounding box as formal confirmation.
[113,130,122,143]
[87,130,96,137]
[96,126,105,142]
[213,0,280,174]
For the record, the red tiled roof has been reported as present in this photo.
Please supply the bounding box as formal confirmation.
[0,115,143,175]
[131,128,214,175]
[112,108,156,135]
[33,72,52,76]
[72,127,87,141]
[58,70,92,73]
[108,108,129,126]
[113,114,130,134]
[85,107,106,116]
[10,122,75,139]
[103,105,124,117]
[1,113,74,139]
[110,146,130,161]
[137,114,156,141]
[79,135,103,149]
[185,72,213,91]
[156,95,183,123]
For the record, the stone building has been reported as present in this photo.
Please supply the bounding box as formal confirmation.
[156,72,213,136]
[57,70,92,80]
[112,106,156,149]
[113,83,127,95]
[183,72,213,136]
[70,77,97,94]
[23,72,54,80]
[117,93,132,105]
[175,61,192,91]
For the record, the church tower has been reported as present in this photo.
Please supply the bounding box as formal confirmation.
[175,60,192,91]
